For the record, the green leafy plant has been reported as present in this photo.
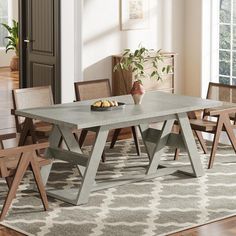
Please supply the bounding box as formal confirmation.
[1,20,19,56]
[114,45,172,84]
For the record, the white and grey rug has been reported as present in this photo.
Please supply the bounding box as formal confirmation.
[1,140,236,236]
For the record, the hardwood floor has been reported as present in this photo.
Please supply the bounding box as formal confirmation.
[169,216,236,236]
[0,67,18,133]
[0,225,25,236]
[1,67,236,236]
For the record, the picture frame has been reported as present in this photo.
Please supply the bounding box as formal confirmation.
[121,0,150,31]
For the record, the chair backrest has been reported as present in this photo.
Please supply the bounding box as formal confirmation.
[12,86,54,130]
[74,79,112,101]
[207,82,236,103]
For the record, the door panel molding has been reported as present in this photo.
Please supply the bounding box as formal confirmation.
[30,0,54,55]
[31,62,55,92]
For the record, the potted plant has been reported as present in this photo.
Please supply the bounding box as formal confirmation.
[1,20,19,71]
[113,45,172,104]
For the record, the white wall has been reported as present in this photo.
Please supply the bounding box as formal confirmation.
[171,0,185,94]
[62,0,205,102]
[0,49,14,67]
[61,0,76,103]
[83,0,160,81]
[0,0,18,67]
[82,0,185,94]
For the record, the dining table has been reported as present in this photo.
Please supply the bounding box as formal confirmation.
[16,91,222,205]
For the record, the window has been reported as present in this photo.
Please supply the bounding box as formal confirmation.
[219,0,236,85]
[0,0,9,48]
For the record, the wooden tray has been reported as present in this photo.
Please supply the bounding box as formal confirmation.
[91,102,126,111]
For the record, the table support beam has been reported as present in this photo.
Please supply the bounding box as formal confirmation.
[177,113,204,177]
[75,126,109,205]
[41,125,61,186]
[141,120,175,175]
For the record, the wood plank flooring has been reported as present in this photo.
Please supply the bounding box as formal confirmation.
[0,67,18,132]
[1,67,236,236]
[169,216,236,236]
[0,225,25,236]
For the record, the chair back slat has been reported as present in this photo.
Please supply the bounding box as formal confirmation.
[74,79,112,101]
[12,86,54,127]
[13,86,54,109]
[207,82,236,103]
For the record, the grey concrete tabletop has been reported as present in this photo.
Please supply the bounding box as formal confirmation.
[16,91,222,129]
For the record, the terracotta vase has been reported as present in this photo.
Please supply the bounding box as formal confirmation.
[10,55,19,72]
[130,81,145,105]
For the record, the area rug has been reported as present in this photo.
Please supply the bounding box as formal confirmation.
[1,140,236,236]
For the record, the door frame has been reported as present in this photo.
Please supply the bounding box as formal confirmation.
[18,0,61,103]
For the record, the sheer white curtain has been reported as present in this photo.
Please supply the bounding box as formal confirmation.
[0,0,18,67]
[0,0,9,48]
[201,0,220,97]
[202,0,236,144]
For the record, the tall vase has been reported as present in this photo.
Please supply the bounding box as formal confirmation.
[130,81,145,105]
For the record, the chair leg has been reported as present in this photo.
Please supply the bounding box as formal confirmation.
[0,153,30,221]
[194,130,208,154]
[174,125,181,160]
[0,140,4,149]
[73,132,79,143]
[101,152,106,162]
[5,177,14,189]
[174,148,180,160]
[5,177,16,199]
[79,129,88,148]
[110,129,122,149]
[222,114,236,152]
[30,153,49,211]
[131,126,141,156]
[208,117,224,169]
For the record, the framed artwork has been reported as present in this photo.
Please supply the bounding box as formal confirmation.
[121,0,150,30]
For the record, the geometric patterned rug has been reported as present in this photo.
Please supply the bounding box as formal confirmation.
[1,139,236,236]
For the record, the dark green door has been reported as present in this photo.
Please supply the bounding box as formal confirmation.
[19,0,61,103]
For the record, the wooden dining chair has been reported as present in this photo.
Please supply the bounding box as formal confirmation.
[12,86,54,141]
[176,82,236,169]
[74,79,141,161]
[0,142,50,221]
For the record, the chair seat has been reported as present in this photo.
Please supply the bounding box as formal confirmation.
[190,119,217,132]
[175,118,217,132]
[190,118,236,132]
[20,121,52,136]
[5,155,51,169]
[34,122,53,135]
[1,155,51,178]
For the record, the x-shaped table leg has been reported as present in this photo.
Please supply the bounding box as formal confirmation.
[140,120,175,175]
[140,113,204,178]
[177,113,204,177]
[43,125,109,205]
